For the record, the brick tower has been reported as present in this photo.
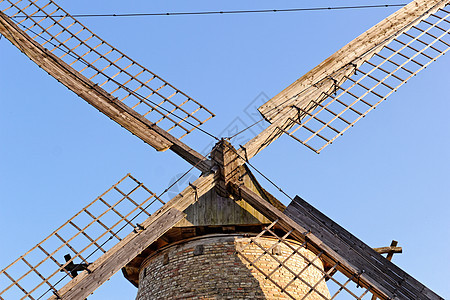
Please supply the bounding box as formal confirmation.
[123,141,330,299]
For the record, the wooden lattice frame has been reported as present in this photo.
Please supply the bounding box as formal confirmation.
[230,182,443,300]
[243,0,450,159]
[235,220,373,299]
[0,0,215,139]
[282,5,450,153]
[0,174,165,300]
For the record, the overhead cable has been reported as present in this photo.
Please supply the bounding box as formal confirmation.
[12,4,407,19]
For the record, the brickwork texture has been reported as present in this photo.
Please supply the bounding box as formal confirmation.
[136,234,330,299]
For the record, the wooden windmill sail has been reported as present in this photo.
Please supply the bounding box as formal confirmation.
[0,0,448,299]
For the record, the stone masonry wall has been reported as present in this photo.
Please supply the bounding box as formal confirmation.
[136,235,330,299]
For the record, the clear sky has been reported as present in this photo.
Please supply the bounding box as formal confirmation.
[0,0,449,299]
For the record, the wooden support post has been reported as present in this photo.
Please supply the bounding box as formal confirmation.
[211,140,243,196]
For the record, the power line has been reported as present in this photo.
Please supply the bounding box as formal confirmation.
[12,4,407,19]
[225,143,294,202]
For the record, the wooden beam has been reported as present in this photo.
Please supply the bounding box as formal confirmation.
[258,0,447,120]
[54,208,184,300]
[285,196,442,300]
[373,246,402,256]
[228,182,381,296]
[210,140,245,196]
[0,11,211,173]
[242,0,448,159]
[229,183,443,300]
[48,172,215,299]
[240,117,293,160]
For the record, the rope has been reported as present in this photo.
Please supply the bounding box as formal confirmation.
[226,117,266,140]
[224,143,294,202]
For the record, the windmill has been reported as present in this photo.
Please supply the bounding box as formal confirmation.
[0,0,448,299]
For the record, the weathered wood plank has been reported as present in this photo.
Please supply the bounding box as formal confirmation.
[242,0,448,159]
[373,246,402,255]
[229,183,443,300]
[48,172,215,299]
[0,11,211,173]
[285,196,443,300]
[258,0,447,120]
[372,241,401,300]
[227,182,383,297]
[52,207,185,300]
[147,173,216,222]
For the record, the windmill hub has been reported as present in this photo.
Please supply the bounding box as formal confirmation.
[0,0,447,298]
[122,140,331,299]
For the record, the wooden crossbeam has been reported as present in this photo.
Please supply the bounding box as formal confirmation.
[0,11,211,173]
[229,182,443,300]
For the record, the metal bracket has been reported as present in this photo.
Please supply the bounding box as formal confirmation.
[134,223,145,233]
[239,145,249,162]
[350,62,358,75]
[291,105,304,123]
[189,182,198,202]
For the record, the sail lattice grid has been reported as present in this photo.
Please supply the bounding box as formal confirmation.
[274,5,450,153]
[0,0,215,139]
[235,220,375,300]
[0,174,165,300]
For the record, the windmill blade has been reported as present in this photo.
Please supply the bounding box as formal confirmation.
[243,0,449,157]
[228,182,443,300]
[0,0,214,172]
[0,173,215,300]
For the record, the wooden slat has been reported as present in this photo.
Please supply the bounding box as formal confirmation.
[373,246,402,255]
[242,0,448,159]
[372,241,401,300]
[258,0,446,120]
[285,197,443,300]
[48,172,215,299]
[0,11,211,173]
[228,182,385,298]
[229,183,444,300]
[50,207,185,300]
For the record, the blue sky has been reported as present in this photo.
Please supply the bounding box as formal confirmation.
[0,0,449,299]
